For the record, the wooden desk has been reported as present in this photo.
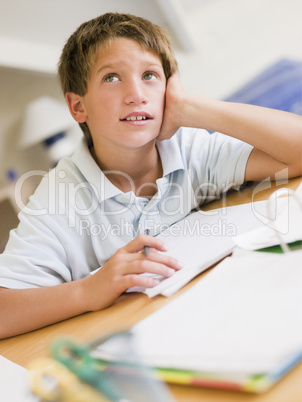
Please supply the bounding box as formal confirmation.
[1,178,301,402]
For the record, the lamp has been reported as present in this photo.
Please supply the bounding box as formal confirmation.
[19,96,78,166]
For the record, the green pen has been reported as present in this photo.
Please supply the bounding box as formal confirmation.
[50,337,123,401]
[51,332,174,402]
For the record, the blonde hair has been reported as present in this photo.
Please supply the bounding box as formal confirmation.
[58,12,178,145]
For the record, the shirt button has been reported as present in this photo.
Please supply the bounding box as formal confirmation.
[121,197,129,203]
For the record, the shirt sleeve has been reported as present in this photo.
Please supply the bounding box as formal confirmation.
[176,128,254,202]
[0,203,72,290]
[0,168,97,289]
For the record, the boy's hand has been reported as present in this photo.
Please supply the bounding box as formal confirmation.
[81,234,183,311]
[158,73,185,141]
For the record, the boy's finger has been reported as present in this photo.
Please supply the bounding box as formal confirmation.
[124,260,176,279]
[123,250,183,272]
[123,274,161,289]
[146,251,183,270]
[124,234,168,254]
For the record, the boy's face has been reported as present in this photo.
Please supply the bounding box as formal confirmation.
[77,38,166,151]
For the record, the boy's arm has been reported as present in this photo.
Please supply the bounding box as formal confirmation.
[0,282,88,338]
[159,74,302,181]
[0,235,182,339]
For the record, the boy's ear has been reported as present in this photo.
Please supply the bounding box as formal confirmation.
[65,92,87,123]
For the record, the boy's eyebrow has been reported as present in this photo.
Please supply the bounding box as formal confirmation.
[96,61,163,76]
[96,63,119,76]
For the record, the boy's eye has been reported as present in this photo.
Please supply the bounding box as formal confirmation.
[143,72,157,81]
[103,74,119,83]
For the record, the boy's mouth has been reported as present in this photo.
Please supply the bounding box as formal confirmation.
[124,115,148,121]
[121,111,153,122]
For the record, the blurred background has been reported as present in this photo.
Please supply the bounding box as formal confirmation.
[0,0,301,201]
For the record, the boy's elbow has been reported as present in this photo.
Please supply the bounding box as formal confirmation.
[288,161,302,179]
[0,288,9,339]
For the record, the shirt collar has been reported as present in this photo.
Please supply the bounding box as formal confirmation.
[72,134,185,202]
[156,132,185,177]
[72,138,122,202]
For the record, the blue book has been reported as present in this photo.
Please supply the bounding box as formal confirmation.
[225,58,302,115]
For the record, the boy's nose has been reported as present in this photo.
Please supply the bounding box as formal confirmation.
[124,79,147,105]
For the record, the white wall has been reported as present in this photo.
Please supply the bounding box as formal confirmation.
[0,69,63,186]
[177,0,302,99]
[0,0,301,192]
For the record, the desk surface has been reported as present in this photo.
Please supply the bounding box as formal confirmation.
[1,178,301,402]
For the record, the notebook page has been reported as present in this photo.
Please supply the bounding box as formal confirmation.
[143,200,278,297]
[0,355,38,402]
[234,182,302,250]
[98,249,302,375]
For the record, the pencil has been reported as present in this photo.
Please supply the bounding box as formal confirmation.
[144,228,150,257]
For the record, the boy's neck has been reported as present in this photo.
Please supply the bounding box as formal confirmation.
[90,142,163,198]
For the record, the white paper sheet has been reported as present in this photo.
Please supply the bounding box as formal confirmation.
[234,182,302,250]
[97,249,302,375]
[129,200,278,297]
[0,355,38,402]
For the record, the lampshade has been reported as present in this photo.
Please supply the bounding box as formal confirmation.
[19,96,76,148]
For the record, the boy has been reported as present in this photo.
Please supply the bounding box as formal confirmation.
[0,13,301,339]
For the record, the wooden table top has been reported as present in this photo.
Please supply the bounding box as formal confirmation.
[1,177,301,402]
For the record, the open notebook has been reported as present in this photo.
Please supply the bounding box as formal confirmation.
[94,248,302,393]
[94,183,302,393]
[127,198,287,297]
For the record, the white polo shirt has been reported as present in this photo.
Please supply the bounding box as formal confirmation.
[0,128,253,289]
